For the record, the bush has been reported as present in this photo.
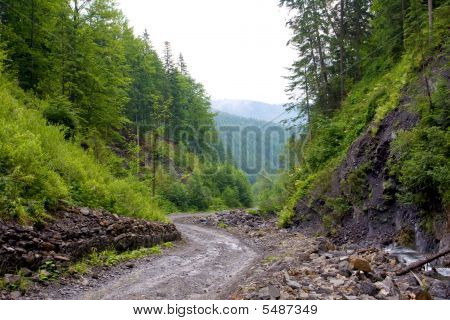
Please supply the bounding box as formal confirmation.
[222,186,240,208]
[390,127,449,208]
[0,70,165,223]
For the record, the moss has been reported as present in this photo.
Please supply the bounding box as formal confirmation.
[342,162,372,205]
[395,227,415,247]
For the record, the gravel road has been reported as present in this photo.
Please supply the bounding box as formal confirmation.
[66,215,258,299]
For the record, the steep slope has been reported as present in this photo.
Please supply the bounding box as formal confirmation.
[292,54,448,253]
[0,68,165,223]
[279,5,449,255]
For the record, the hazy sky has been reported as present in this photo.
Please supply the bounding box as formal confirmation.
[117,0,296,104]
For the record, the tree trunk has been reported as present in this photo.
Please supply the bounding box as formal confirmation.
[428,0,433,45]
[339,0,345,101]
[30,0,35,88]
[152,132,157,197]
[396,248,450,276]
[308,36,320,85]
[304,66,312,141]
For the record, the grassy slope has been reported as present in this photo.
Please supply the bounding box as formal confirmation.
[279,5,449,226]
[0,66,165,223]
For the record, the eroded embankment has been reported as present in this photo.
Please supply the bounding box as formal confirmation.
[0,206,181,275]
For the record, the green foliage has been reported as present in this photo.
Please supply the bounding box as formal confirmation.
[278,207,295,228]
[215,111,290,182]
[325,197,352,217]
[217,221,228,229]
[186,171,212,211]
[389,70,449,211]
[341,162,371,204]
[0,0,251,221]
[0,69,165,222]
[390,127,449,208]
[253,173,291,214]
[222,187,240,208]
[273,2,449,227]
[68,245,163,275]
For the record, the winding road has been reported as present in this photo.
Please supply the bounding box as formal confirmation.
[70,214,258,299]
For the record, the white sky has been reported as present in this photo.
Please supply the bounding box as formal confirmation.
[117,0,296,104]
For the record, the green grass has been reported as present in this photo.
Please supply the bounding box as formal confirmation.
[217,221,228,229]
[68,245,164,275]
[0,244,172,293]
[0,67,165,223]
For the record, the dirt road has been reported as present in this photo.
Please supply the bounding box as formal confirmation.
[62,214,258,299]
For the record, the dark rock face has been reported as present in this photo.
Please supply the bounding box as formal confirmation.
[291,56,449,254]
[0,207,181,275]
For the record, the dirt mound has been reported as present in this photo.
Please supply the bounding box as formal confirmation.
[0,206,181,275]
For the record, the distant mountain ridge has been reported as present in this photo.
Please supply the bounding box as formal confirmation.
[212,99,293,123]
[214,111,290,182]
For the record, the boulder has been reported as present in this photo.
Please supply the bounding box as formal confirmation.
[268,284,280,300]
[349,256,372,273]
[359,281,379,296]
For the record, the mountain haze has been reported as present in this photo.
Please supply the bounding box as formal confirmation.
[212,99,293,123]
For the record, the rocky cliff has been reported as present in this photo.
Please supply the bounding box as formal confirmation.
[292,54,449,257]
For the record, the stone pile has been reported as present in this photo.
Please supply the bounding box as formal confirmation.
[0,206,181,275]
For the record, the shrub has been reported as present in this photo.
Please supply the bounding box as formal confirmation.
[0,69,165,222]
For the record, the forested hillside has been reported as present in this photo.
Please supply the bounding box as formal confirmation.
[215,111,292,182]
[0,0,252,222]
[261,0,449,253]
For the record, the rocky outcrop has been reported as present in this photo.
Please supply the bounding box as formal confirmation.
[0,206,181,275]
[291,56,449,254]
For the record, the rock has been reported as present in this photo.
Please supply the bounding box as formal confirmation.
[329,278,345,287]
[374,276,397,297]
[298,252,311,262]
[359,281,379,296]
[339,269,352,277]
[258,285,280,300]
[4,274,21,285]
[258,287,271,300]
[125,262,135,269]
[317,237,336,252]
[20,268,32,277]
[280,290,296,300]
[0,206,181,276]
[349,256,372,273]
[298,289,309,299]
[54,255,70,262]
[268,285,280,300]
[80,208,90,215]
[428,280,448,299]
[286,279,301,289]
[10,291,22,299]
[338,260,349,271]
[81,278,89,286]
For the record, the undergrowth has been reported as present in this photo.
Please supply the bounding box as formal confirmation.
[0,66,165,223]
